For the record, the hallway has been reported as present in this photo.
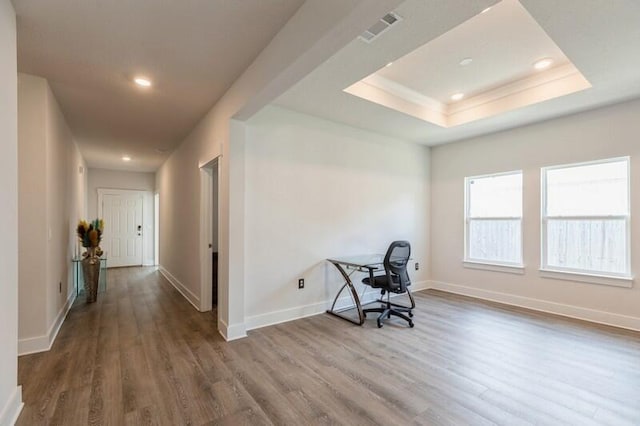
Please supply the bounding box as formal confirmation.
[17,267,220,425]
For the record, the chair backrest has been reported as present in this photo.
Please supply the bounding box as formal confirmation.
[384,240,411,292]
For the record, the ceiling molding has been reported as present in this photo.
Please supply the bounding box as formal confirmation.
[346,63,591,128]
[448,69,591,126]
[363,74,445,113]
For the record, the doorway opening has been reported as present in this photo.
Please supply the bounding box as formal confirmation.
[154,193,159,266]
[199,157,220,313]
[211,161,219,308]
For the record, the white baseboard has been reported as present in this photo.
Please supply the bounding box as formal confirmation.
[246,301,327,331]
[411,281,431,292]
[18,290,76,356]
[429,280,640,332]
[0,386,23,426]
[245,280,429,332]
[158,266,200,311]
[218,318,247,341]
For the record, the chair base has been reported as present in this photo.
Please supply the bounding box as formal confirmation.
[363,293,414,328]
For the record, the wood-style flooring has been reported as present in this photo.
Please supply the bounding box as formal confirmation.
[17,267,640,425]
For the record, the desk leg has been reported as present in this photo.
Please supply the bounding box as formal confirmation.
[326,262,365,325]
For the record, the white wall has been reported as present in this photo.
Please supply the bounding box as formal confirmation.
[430,98,640,330]
[156,0,404,340]
[243,106,430,328]
[0,1,22,424]
[45,79,83,334]
[87,168,155,217]
[87,168,155,265]
[17,73,87,355]
[17,74,47,340]
[68,146,88,265]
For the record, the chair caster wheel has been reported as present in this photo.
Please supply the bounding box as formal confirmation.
[377,320,383,328]
[408,311,414,318]
[409,321,414,328]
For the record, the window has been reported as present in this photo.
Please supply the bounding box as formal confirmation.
[541,157,630,279]
[465,171,523,268]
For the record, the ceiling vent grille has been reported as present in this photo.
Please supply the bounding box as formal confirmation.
[359,12,402,43]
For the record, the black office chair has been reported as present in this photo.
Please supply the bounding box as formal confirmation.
[362,241,415,328]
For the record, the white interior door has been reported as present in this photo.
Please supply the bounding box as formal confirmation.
[100,191,144,267]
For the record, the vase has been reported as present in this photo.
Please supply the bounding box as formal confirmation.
[82,247,101,303]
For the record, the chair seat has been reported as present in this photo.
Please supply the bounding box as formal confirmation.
[362,274,410,293]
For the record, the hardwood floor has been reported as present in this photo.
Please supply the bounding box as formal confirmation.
[17,267,640,425]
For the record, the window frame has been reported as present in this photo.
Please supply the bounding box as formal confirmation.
[540,156,632,284]
[464,170,524,271]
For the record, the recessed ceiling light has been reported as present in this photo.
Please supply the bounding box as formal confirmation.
[459,57,473,66]
[451,93,465,101]
[122,156,131,162]
[134,77,152,87]
[533,58,553,70]
[480,6,492,14]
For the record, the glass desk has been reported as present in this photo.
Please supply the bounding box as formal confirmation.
[72,256,108,296]
[326,255,386,325]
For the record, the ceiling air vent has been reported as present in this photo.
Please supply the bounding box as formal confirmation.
[358,12,402,43]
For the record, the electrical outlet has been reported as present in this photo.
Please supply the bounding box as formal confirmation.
[415,262,419,271]
[59,282,62,293]
[298,278,305,289]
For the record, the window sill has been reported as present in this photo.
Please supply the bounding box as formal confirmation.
[539,268,633,288]
[463,261,525,275]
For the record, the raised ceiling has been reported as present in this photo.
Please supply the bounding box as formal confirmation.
[375,0,572,104]
[345,0,591,128]
[13,0,304,171]
[275,0,640,145]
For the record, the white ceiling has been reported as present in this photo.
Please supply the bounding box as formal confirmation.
[344,0,590,129]
[375,0,570,104]
[275,0,640,145]
[13,0,304,171]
